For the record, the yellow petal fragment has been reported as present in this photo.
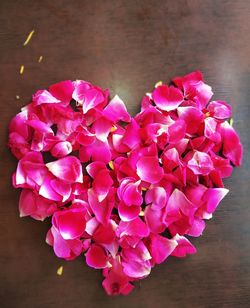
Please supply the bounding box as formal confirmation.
[154,81,163,88]
[20,65,24,74]
[139,210,145,216]
[57,266,63,276]
[23,30,35,46]
[109,161,114,170]
[110,125,117,132]
[38,55,43,63]
[229,118,234,126]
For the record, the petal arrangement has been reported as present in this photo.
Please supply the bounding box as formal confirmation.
[8,71,242,295]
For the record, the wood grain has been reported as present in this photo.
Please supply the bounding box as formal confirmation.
[0,0,250,307]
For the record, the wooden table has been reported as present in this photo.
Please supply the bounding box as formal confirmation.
[0,1,249,307]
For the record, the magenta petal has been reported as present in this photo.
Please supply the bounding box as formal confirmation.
[152,85,184,111]
[19,189,37,217]
[185,184,207,206]
[72,80,106,114]
[144,206,166,233]
[149,234,178,264]
[93,222,116,244]
[103,95,131,122]
[122,241,151,262]
[173,71,213,109]
[203,188,229,214]
[122,182,142,207]
[207,100,232,119]
[92,117,112,142]
[204,117,219,142]
[102,275,134,296]
[39,177,62,201]
[145,186,167,209]
[51,141,72,158]
[166,188,197,216]
[221,121,243,166]
[88,139,112,164]
[86,161,106,178]
[102,257,135,295]
[53,207,86,240]
[50,226,82,260]
[86,244,108,269]
[9,110,29,139]
[136,156,163,184]
[117,217,150,238]
[93,169,113,202]
[187,218,206,237]
[187,151,214,175]
[168,119,186,144]
[51,226,71,258]
[33,90,60,105]
[171,234,197,257]
[50,179,72,201]
[46,156,83,183]
[122,259,151,278]
[49,80,74,106]
[122,119,140,150]
[88,189,114,225]
[27,119,53,134]
[177,106,204,134]
[118,202,141,222]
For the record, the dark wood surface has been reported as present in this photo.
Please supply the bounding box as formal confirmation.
[0,1,250,307]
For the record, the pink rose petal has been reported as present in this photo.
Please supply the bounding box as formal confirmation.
[136,156,163,184]
[152,85,184,111]
[46,156,83,183]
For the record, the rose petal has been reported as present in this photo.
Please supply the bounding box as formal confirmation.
[171,234,197,257]
[148,233,178,264]
[136,156,163,184]
[86,244,108,269]
[152,85,184,111]
[46,156,83,183]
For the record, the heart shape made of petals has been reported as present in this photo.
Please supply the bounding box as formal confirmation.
[8,71,243,296]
